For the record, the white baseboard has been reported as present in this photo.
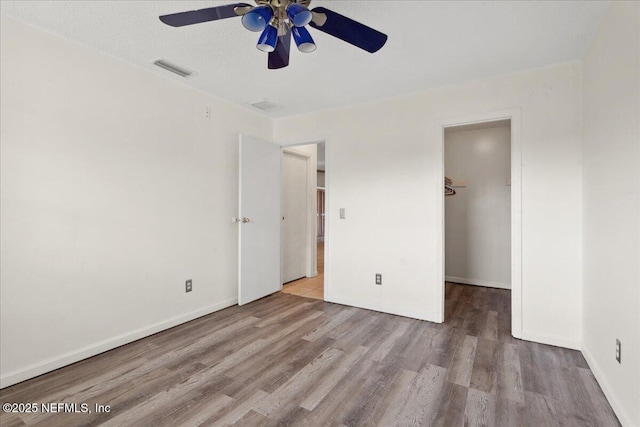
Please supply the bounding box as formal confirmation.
[0,298,238,389]
[446,275,511,290]
[326,295,440,323]
[520,330,581,350]
[582,345,634,427]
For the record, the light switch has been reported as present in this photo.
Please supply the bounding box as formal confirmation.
[340,208,346,219]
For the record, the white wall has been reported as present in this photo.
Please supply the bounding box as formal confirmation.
[581,2,640,426]
[0,16,272,387]
[275,62,583,348]
[445,124,511,289]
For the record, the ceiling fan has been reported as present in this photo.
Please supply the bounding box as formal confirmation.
[159,1,388,69]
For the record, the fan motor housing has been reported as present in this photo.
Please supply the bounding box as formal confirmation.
[256,0,311,6]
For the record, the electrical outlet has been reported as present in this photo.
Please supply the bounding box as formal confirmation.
[185,279,192,293]
[375,274,382,285]
[340,208,346,219]
[615,339,621,363]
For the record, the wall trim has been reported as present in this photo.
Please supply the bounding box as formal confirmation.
[519,330,581,350]
[0,298,238,389]
[326,295,440,323]
[582,345,634,427]
[445,276,511,290]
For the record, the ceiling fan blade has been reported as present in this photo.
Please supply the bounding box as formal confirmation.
[309,7,387,53]
[268,31,292,69]
[159,3,251,27]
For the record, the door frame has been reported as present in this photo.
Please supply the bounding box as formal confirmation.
[278,138,329,301]
[282,148,315,280]
[437,108,522,338]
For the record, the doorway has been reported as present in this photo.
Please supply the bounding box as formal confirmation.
[438,109,522,338]
[282,150,310,283]
[444,119,512,329]
[281,142,327,300]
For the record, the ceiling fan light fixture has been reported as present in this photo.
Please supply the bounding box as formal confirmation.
[286,3,312,27]
[256,24,278,52]
[159,4,388,70]
[292,26,316,53]
[241,5,273,32]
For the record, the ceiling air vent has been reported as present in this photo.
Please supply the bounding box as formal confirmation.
[250,100,279,111]
[153,59,194,77]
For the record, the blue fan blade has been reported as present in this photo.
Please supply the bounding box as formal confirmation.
[309,7,387,53]
[268,31,292,69]
[160,3,251,27]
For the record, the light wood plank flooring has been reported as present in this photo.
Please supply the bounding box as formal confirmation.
[0,283,619,426]
[282,242,324,300]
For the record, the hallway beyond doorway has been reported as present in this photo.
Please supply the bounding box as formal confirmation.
[282,242,324,300]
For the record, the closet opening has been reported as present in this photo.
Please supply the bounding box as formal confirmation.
[443,119,513,333]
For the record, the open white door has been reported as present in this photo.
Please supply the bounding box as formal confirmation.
[238,135,282,305]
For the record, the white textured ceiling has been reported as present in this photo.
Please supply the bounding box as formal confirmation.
[1,1,609,118]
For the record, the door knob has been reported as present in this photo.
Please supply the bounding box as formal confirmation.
[242,217,250,223]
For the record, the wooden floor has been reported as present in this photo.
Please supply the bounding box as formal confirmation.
[0,283,619,426]
[282,242,324,300]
